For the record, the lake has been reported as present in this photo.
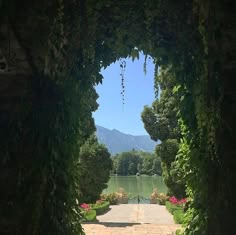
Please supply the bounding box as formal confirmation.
[103,175,167,203]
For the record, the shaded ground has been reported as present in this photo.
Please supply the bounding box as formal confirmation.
[82,204,181,235]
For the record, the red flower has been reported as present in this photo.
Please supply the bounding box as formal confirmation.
[80,203,90,211]
[169,196,178,204]
[179,198,187,204]
[169,197,187,205]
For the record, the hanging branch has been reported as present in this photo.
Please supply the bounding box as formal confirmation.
[119,59,126,105]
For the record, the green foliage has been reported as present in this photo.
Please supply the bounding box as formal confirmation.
[100,193,119,205]
[173,210,185,224]
[165,201,185,224]
[81,210,97,222]
[141,67,186,198]
[166,201,181,214]
[112,150,161,176]
[1,1,224,234]
[78,136,112,203]
[90,201,110,215]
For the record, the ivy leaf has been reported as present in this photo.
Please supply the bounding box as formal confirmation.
[130,49,139,61]
[173,85,181,94]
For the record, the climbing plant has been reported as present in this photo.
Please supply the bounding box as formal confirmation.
[141,66,186,199]
[1,0,231,235]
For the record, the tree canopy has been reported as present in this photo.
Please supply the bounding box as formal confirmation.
[112,150,162,176]
[78,135,112,203]
[141,66,185,198]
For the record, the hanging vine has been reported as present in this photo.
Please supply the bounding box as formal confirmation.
[119,59,126,105]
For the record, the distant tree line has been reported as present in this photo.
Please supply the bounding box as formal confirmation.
[111,150,162,176]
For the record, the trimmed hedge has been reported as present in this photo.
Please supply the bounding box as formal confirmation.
[80,209,97,222]
[86,209,96,221]
[165,201,185,224]
[91,201,110,215]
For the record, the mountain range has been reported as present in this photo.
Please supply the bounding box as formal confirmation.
[95,125,157,155]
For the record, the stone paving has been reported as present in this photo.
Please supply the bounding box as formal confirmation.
[82,204,182,235]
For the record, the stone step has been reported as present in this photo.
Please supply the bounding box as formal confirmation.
[82,223,181,235]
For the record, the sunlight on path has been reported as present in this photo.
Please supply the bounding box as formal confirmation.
[82,204,182,235]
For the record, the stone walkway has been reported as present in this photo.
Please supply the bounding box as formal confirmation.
[82,204,182,235]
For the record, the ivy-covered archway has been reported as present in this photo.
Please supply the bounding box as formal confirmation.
[0,1,235,235]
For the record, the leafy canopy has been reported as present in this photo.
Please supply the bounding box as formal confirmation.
[78,136,112,203]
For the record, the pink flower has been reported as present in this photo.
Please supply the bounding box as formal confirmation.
[179,198,187,204]
[169,196,178,204]
[80,203,90,211]
[169,197,187,205]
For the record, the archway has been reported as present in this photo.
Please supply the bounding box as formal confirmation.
[0,1,235,235]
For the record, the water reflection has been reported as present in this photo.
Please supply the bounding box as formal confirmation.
[103,175,167,203]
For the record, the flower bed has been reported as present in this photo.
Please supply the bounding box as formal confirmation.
[80,203,97,222]
[80,203,91,211]
[149,189,170,204]
[157,193,169,205]
[165,197,187,224]
[82,209,96,222]
[101,188,129,205]
[169,196,187,205]
[101,193,118,205]
[116,188,128,204]
[90,200,110,215]
[80,200,110,222]
[149,188,158,204]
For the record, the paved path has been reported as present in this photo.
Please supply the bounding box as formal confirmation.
[82,204,182,235]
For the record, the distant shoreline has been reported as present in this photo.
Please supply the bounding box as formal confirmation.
[110,174,161,177]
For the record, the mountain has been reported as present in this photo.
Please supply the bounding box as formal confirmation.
[95,125,158,155]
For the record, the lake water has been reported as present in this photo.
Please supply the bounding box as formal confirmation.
[103,175,167,203]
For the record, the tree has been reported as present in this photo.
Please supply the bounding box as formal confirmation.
[152,158,162,175]
[141,67,186,198]
[78,136,112,203]
[128,162,136,175]
[112,150,161,176]
[140,154,153,175]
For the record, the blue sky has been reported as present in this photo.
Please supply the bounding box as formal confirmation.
[92,54,155,136]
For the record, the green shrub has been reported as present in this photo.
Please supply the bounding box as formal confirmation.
[101,193,118,205]
[165,201,185,224]
[173,210,185,224]
[165,201,181,213]
[81,209,96,222]
[91,201,110,215]
[86,209,96,221]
